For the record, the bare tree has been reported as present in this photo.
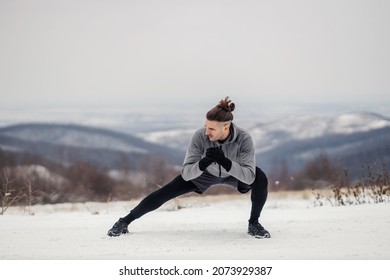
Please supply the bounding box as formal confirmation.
[1,168,24,215]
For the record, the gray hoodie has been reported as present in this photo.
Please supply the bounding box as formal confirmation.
[181,122,256,185]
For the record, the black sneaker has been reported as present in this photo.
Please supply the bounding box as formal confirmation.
[248,221,271,239]
[107,218,129,237]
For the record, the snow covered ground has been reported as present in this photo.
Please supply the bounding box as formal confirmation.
[1,192,389,260]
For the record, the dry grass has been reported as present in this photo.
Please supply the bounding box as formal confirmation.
[312,163,390,206]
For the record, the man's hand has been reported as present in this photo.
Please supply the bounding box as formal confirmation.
[198,157,213,171]
[206,147,232,172]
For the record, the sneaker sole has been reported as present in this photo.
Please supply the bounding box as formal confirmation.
[248,232,271,239]
[107,229,129,237]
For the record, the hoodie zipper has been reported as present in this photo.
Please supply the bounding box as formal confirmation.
[215,125,233,177]
[212,142,223,177]
[218,145,222,177]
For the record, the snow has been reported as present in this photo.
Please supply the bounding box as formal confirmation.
[328,112,390,134]
[137,129,195,150]
[1,193,389,260]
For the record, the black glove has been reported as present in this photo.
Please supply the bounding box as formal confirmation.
[206,147,232,172]
[198,157,214,171]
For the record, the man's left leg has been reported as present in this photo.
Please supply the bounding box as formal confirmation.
[238,167,270,238]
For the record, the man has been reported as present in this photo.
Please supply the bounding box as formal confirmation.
[107,97,270,238]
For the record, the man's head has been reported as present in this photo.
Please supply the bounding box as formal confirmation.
[204,97,235,142]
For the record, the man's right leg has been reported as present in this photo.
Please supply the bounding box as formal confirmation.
[238,167,270,238]
[107,175,198,237]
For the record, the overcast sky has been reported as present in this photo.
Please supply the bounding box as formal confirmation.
[1,0,389,115]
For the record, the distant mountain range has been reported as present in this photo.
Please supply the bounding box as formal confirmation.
[0,111,389,178]
[0,123,182,170]
[251,112,390,175]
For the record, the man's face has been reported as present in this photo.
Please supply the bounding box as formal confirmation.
[204,119,230,142]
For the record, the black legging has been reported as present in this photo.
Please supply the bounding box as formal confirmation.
[123,167,268,224]
[246,167,268,223]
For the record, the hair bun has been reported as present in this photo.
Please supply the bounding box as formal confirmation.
[206,96,235,122]
[218,96,235,112]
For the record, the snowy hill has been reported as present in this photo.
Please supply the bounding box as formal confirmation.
[250,112,389,153]
[248,112,390,170]
[0,123,182,168]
